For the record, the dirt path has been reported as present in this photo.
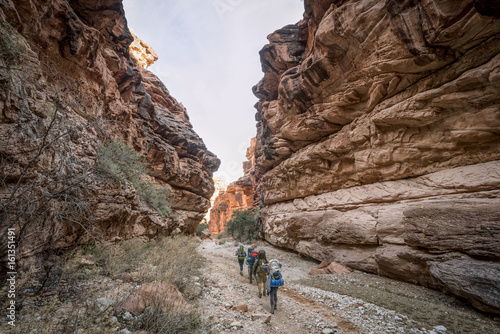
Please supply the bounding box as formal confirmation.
[197,240,500,334]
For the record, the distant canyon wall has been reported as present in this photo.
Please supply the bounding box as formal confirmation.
[253,0,500,314]
[209,138,255,235]
[0,0,219,260]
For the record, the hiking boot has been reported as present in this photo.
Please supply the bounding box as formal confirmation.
[270,305,274,314]
[274,303,277,310]
[240,271,243,276]
[258,293,262,298]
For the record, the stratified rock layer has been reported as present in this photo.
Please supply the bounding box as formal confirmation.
[253,0,500,314]
[208,176,253,235]
[129,29,158,68]
[209,139,255,235]
[0,0,219,259]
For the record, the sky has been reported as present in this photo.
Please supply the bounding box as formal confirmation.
[122,0,305,183]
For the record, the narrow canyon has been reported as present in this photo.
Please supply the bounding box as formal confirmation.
[1,0,500,332]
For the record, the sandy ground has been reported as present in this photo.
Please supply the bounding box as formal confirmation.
[197,239,500,334]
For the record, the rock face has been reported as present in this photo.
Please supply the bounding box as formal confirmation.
[253,0,500,313]
[209,139,255,235]
[129,29,158,68]
[205,177,228,221]
[0,0,219,260]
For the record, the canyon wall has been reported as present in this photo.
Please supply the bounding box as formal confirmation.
[0,0,219,260]
[253,0,500,314]
[209,138,255,235]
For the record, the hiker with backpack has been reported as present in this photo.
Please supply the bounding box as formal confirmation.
[235,245,246,276]
[252,249,269,298]
[266,259,284,314]
[246,244,258,284]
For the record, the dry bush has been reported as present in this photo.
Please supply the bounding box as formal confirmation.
[92,238,152,277]
[138,302,204,334]
[138,235,204,297]
[94,235,204,298]
[1,236,206,333]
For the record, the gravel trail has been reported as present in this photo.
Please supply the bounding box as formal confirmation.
[197,240,500,334]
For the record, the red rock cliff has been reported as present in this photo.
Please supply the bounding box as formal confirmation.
[209,138,255,235]
[253,0,500,314]
[0,0,219,260]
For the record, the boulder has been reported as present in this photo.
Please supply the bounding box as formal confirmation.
[308,268,328,276]
[200,229,212,240]
[234,304,248,312]
[326,262,351,274]
[117,282,190,315]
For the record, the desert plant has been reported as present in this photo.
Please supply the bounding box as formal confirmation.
[0,22,25,65]
[196,219,209,236]
[138,304,203,334]
[224,209,259,242]
[96,139,171,216]
[95,235,204,298]
[96,140,146,185]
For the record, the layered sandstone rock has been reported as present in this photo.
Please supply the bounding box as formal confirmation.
[0,0,219,260]
[129,29,158,68]
[205,177,228,221]
[208,176,254,235]
[209,139,255,235]
[253,0,500,313]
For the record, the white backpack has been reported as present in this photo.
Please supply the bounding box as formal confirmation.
[269,259,284,287]
[269,259,281,275]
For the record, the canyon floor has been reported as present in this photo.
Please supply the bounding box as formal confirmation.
[198,239,500,334]
[2,238,500,334]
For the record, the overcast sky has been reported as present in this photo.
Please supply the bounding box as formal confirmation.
[122,0,304,182]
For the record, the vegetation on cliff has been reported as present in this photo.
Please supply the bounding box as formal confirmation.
[96,139,171,216]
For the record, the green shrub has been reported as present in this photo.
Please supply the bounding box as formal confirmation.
[96,139,171,216]
[225,209,259,242]
[0,23,25,65]
[195,219,209,236]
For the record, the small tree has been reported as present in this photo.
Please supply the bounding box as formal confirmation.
[225,209,259,242]
[96,139,171,216]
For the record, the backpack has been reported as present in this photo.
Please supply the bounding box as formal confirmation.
[256,259,269,275]
[246,247,254,264]
[247,247,254,257]
[269,259,284,287]
[250,250,258,258]
[237,245,246,260]
[269,259,280,275]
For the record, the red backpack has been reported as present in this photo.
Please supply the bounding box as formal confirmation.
[250,250,258,258]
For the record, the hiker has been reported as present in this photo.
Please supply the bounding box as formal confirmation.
[246,244,258,284]
[252,249,268,298]
[266,259,284,314]
[235,245,246,276]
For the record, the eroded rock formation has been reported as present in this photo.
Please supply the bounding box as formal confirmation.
[209,139,255,235]
[253,0,500,313]
[0,0,219,260]
[129,29,158,68]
